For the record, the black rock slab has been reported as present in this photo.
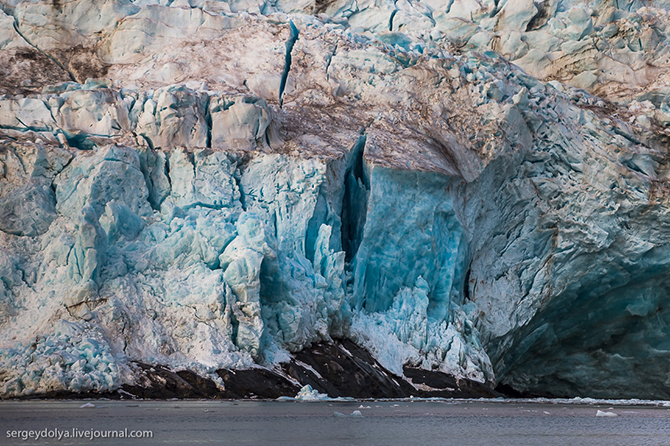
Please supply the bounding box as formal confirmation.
[122,364,301,400]
[121,363,220,399]
[403,366,500,398]
[283,339,415,398]
[215,368,300,399]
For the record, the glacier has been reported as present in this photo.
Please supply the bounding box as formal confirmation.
[2,0,670,399]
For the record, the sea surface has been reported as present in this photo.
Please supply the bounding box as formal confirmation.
[1,398,669,446]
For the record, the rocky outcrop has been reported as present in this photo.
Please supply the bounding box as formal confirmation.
[31,340,496,400]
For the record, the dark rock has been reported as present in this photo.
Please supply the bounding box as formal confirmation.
[403,366,501,398]
[121,363,221,399]
[7,342,500,400]
[215,368,300,399]
[494,382,529,398]
[283,339,499,399]
[285,339,414,398]
[14,390,122,400]
[176,370,221,397]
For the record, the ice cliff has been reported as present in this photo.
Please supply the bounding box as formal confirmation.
[2,0,670,399]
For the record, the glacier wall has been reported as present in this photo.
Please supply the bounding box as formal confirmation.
[0,118,491,394]
[2,0,670,399]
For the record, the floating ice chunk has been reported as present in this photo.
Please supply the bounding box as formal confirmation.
[288,385,355,402]
[332,410,364,418]
[295,385,330,401]
[571,397,597,404]
[596,410,618,417]
[80,403,95,408]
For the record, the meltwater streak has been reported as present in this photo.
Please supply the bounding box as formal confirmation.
[2,399,670,446]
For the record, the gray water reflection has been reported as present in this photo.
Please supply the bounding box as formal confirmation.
[1,399,668,446]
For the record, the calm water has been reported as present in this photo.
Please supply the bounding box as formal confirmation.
[1,399,669,446]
